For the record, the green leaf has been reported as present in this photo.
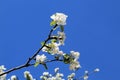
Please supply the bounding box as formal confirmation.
[63,54,69,59]
[41,42,45,46]
[51,39,57,43]
[63,59,70,64]
[34,62,39,67]
[50,21,56,26]
[60,26,64,32]
[63,54,71,64]
[42,63,48,70]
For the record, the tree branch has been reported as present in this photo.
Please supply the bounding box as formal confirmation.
[0,24,58,76]
[0,59,63,76]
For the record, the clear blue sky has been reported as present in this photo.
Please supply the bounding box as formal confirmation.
[0,0,120,80]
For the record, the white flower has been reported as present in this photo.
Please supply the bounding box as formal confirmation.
[11,75,17,80]
[57,31,66,45]
[42,47,49,52]
[94,68,100,72]
[40,76,47,80]
[51,13,68,25]
[40,72,52,80]
[85,70,88,74]
[70,51,80,60]
[43,72,49,76]
[0,65,6,71]
[51,43,60,54]
[42,42,60,55]
[0,75,6,80]
[84,70,89,80]
[57,51,64,56]
[50,77,56,80]
[36,54,47,63]
[56,73,64,77]
[69,60,81,71]
[0,65,7,80]
[54,73,64,80]
[67,73,75,80]
[83,75,89,80]
[54,68,59,73]
[0,74,6,80]
[24,71,33,80]
[40,68,65,80]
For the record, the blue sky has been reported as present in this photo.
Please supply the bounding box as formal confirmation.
[0,0,120,80]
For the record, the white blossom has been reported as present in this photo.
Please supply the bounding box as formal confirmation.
[51,13,68,26]
[53,73,64,80]
[57,51,64,56]
[0,65,6,71]
[69,60,81,71]
[42,47,49,52]
[85,70,88,74]
[54,68,59,73]
[11,75,17,80]
[24,71,33,80]
[57,31,66,45]
[36,54,47,63]
[0,65,7,80]
[83,75,89,80]
[0,74,6,80]
[51,42,60,54]
[40,72,52,80]
[67,73,75,80]
[70,51,80,60]
[56,73,64,77]
[42,42,60,55]
[40,68,64,80]
[43,72,49,76]
[94,68,100,72]
[83,70,89,80]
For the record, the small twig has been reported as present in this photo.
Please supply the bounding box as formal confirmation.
[46,59,63,63]
[78,70,99,80]
[30,59,63,66]
[0,24,58,76]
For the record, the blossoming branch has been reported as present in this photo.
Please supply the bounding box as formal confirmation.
[0,13,99,80]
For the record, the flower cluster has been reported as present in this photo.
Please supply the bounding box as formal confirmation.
[34,13,81,71]
[42,13,67,55]
[36,54,47,63]
[40,68,77,80]
[42,42,60,55]
[63,51,81,71]
[40,68,64,80]
[42,31,66,55]
[69,51,81,70]
[6,67,100,80]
